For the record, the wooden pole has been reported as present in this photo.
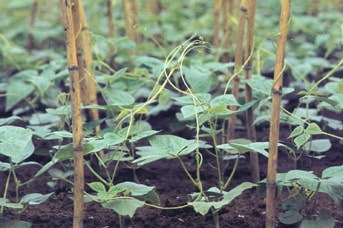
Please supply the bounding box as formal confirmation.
[213,0,221,48]
[243,0,260,183]
[123,0,141,44]
[265,1,291,227]
[61,1,84,227]
[228,0,247,140]
[26,0,38,53]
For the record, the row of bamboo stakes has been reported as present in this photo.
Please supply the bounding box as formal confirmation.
[24,0,339,227]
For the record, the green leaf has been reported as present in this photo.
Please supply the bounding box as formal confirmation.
[289,126,304,138]
[0,217,32,228]
[278,210,303,225]
[88,182,106,194]
[188,182,256,216]
[300,211,335,228]
[53,143,94,162]
[115,182,155,197]
[303,139,331,153]
[183,66,211,93]
[101,198,145,218]
[0,161,11,171]
[294,131,311,149]
[20,192,54,205]
[322,165,343,179]
[0,198,24,209]
[173,93,211,105]
[0,116,22,125]
[129,130,160,143]
[210,94,241,107]
[6,70,36,111]
[158,88,169,105]
[0,126,34,163]
[305,123,322,135]
[134,136,208,165]
[102,87,135,106]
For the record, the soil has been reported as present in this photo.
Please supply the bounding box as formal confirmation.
[1,104,343,228]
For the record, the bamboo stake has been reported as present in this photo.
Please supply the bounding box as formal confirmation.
[243,0,260,183]
[60,1,84,227]
[312,0,319,16]
[213,0,221,48]
[106,0,115,39]
[228,0,247,140]
[79,0,103,159]
[221,0,236,62]
[146,0,161,16]
[26,0,38,52]
[265,1,291,227]
[72,0,87,111]
[123,0,141,44]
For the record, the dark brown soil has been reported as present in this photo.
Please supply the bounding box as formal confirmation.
[1,122,343,228]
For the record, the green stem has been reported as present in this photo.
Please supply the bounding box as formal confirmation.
[223,153,240,190]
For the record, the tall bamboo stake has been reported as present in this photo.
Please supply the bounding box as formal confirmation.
[123,0,141,44]
[26,0,38,53]
[228,0,247,140]
[265,1,291,227]
[213,0,221,48]
[243,0,259,183]
[79,0,102,145]
[61,1,84,227]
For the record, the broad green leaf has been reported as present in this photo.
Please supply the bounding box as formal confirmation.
[0,161,11,171]
[173,93,211,105]
[102,86,135,106]
[129,130,160,143]
[183,66,211,93]
[303,139,331,153]
[181,104,207,118]
[6,70,36,111]
[115,181,155,197]
[188,182,256,216]
[158,88,170,105]
[148,135,198,156]
[294,131,311,149]
[278,210,303,225]
[282,170,318,183]
[0,126,34,163]
[210,94,240,107]
[0,198,24,209]
[246,75,273,96]
[102,198,145,218]
[0,116,22,125]
[289,126,304,138]
[322,165,343,179]
[0,217,31,228]
[52,143,94,162]
[305,123,322,135]
[300,211,335,228]
[20,192,54,205]
[88,182,106,193]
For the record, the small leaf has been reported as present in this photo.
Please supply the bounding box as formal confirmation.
[303,139,331,153]
[88,182,106,193]
[158,88,169,105]
[294,131,311,149]
[20,192,54,205]
[102,198,145,218]
[305,123,322,135]
[278,210,303,225]
[289,126,304,138]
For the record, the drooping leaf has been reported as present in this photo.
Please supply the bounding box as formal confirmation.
[303,139,331,153]
[188,182,256,216]
[102,198,145,218]
[0,126,34,163]
[278,210,303,225]
[20,192,54,205]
